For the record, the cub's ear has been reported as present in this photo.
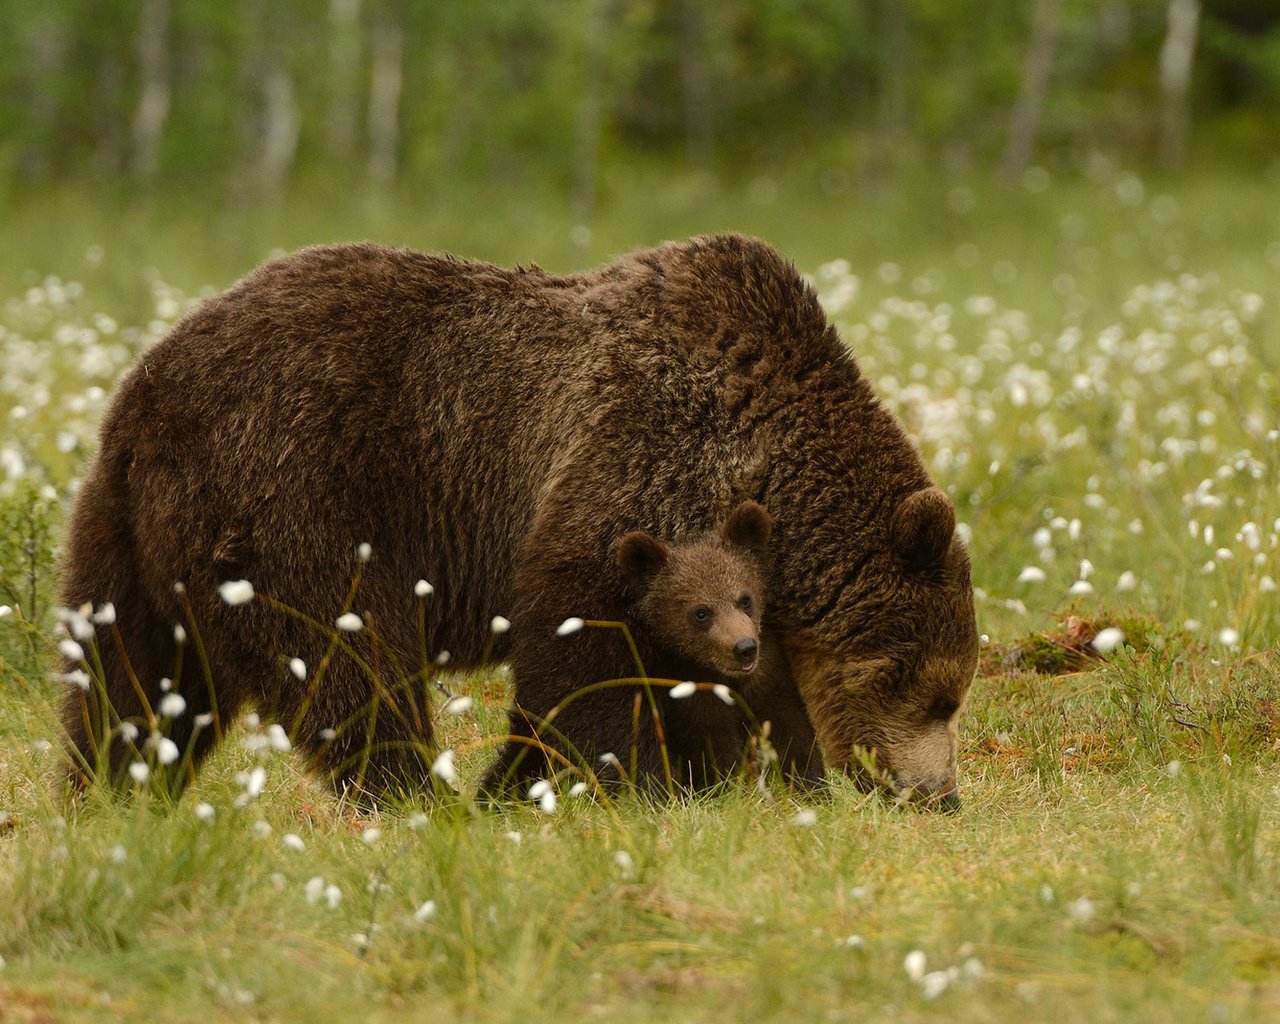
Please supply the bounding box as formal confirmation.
[721,500,772,553]
[615,531,668,583]
[890,487,956,570]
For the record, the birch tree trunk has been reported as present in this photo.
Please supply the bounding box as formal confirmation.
[679,0,713,171]
[259,64,300,194]
[1001,0,1062,181]
[1159,0,1201,166]
[368,13,403,187]
[326,0,363,163]
[130,0,170,181]
[572,0,610,232]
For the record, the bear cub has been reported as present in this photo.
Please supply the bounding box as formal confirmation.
[614,499,824,788]
[616,500,770,684]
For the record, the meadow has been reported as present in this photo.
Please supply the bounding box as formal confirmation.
[1,163,1278,1022]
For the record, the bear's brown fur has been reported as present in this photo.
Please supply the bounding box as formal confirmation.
[59,234,976,807]
[607,499,822,790]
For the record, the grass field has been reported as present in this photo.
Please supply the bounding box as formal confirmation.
[1,165,1279,1021]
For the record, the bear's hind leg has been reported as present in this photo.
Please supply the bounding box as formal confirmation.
[281,660,435,804]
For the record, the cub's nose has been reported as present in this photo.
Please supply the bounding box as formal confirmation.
[733,638,758,665]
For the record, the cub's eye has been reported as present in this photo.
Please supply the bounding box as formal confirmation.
[690,606,712,627]
[737,593,753,612]
[927,697,959,722]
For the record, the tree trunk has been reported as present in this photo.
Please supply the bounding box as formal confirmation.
[678,0,713,171]
[326,0,363,163]
[875,0,907,141]
[572,0,610,233]
[1001,0,1062,181]
[1159,0,1201,166]
[259,64,300,194]
[368,13,403,187]
[130,0,171,181]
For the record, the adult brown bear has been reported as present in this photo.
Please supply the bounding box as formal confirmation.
[57,234,977,807]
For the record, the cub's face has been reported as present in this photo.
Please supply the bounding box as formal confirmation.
[615,500,772,679]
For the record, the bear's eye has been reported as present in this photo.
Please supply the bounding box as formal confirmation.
[927,697,959,722]
[690,606,712,627]
[737,593,753,612]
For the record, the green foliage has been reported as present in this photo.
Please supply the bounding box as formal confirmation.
[1,0,1279,200]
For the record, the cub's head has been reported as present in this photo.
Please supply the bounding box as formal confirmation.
[615,500,771,677]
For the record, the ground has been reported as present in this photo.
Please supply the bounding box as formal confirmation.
[0,163,1277,1021]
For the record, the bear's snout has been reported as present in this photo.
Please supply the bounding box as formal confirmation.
[733,637,758,668]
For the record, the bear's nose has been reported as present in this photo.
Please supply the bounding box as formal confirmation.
[733,638,758,664]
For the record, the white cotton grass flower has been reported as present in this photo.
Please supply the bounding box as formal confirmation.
[413,900,437,923]
[538,789,558,815]
[1090,627,1125,654]
[119,722,140,744]
[793,807,818,828]
[1067,896,1096,922]
[921,971,951,1000]
[58,606,94,641]
[1166,760,1182,778]
[1017,566,1047,583]
[1068,580,1095,596]
[528,779,552,801]
[612,850,636,877]
[304,876,325,903]
[218,579,255,605]
[1261,576,1278,593]
[556,616,585,636]
[1218,627,1241,647]
[431,749,457,786]
[194,802,215,822]
[128,762,149,785]
[91,602,116,625]
[266,723,291,752]
[0,605,11,619]
[357,542,372,562]
[56,669,91,691]
[173,624,187,644]
[568,781,589,798]
[158,692,187,718]
[903,950,927,982]
[57,638,85,662]
[490,615,511,635]
[288,657,306,681]
[361,827,382,845]
[282,833,305,852]
[155,737,180,765]
[1078,558,1094,580]
[1116,571,1138,592]
[335,612,363,632]
[235,766,267,805]
[668,681,697,700]
[414,579,434,598]
[434,650,451,666]
[325,884,341,909]
[712,684,735,706]
[441,695,474,715]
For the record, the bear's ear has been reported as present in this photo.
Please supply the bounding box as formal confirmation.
[890,487,955,570]
[721,500,772,553]
[615,531,668,583]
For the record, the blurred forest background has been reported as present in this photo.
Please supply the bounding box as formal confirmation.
[1,0,1278,299]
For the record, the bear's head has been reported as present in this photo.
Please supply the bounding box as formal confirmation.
[615,500,771,679]
[779,486,978,811]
